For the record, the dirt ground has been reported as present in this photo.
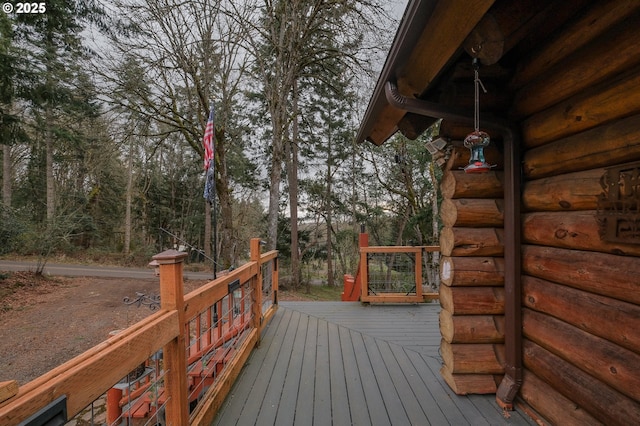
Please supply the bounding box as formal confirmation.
[0,271,308,386]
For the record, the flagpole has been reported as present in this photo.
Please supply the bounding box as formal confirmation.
[203,103,217,280]
[212,194,217,280]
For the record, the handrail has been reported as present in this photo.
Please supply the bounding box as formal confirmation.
[0,238,278,425]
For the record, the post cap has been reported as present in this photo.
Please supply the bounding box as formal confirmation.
[152,249,188,264]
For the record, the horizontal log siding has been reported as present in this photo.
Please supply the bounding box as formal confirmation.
[517,5,640,424]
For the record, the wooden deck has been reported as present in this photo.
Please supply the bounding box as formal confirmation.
[212,302,536,425]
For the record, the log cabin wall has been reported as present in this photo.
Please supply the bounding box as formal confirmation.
[356,0,640,423]
[438,144,506,394]
[438,2,640,424]
[440,0,640,425]
[515,6,640,423]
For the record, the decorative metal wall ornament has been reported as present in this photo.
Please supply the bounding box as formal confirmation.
[463,58,496,174]
[123,292,161,311]
[597,162,640,243]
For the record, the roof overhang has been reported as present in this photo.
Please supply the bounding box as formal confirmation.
[356,0,495,145]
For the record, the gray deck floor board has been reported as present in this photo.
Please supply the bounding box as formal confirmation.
[213,302,536,426]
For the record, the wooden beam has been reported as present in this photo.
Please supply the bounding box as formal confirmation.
[439,310,504,344]
[522,64,640,148]
[522,244,640,305]
[525,309,640,409]
[366,104,407,146]
[441,170,504,199]
[0,381,18,404]
[360,294,423,304]
[520,369,602,426]
[511,0,640,89]
[524,339,640,426]
[523,275,640,354]
[397,0,495,97]
[522,168,603,211]
[439,285,504,315]
[523,211,640,256]
[513,12,640,117]
[440,256,504,286]
[523,114,640,179]
[441,198,504,227]
[440,364,499,395]
[440,227,504,257]
[441,340,505,374]
[157,251,190,426]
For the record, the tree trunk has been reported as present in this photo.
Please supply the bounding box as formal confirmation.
[124,136,134,255]
[2,143,10,207]
[215,130,235,269]
[288,80,300,289]
[45,106,55,221]
[326,105,334,288]
[266,119,283,252]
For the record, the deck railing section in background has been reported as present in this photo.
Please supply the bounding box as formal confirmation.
[0,238,278,426]
[360,245,440,304]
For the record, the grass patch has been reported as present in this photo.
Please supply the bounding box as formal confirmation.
[283,285,343,301]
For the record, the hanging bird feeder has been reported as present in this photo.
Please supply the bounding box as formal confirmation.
[463,58,495,174]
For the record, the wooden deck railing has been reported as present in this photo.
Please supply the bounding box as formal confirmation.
[0,238,278,425]
[342,230,439,303]
[360,245,440,303]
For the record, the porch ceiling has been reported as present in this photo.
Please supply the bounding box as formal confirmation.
[356,0,587,145]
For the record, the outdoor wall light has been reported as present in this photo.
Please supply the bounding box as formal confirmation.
[463,58,495,174]
[426,137,448,167]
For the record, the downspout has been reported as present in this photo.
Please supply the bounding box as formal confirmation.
[385,81,523,409]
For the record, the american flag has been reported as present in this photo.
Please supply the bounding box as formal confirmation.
[203,106,216,203]
[203,106,215,170]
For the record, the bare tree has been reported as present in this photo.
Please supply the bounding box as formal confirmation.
[99,0,252,267]
[236,0,391,287]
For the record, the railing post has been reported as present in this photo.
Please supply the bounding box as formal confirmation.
[154,249,189,426]
[250,238,262,337]
[359,228,369,301]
